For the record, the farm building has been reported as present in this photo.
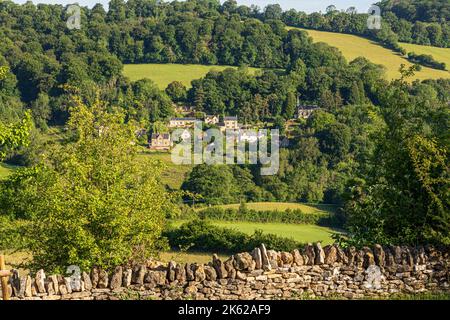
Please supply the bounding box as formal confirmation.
[204,115,220,125]
[296,105,320,119]
[169,117,197,128]
[150,133,172,150]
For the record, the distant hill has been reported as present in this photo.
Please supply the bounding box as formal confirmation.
[290,27,450,81]
[123,64,260,89]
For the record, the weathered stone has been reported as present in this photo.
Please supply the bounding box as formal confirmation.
[145,270,166,286]
[224,257,236,279]
[31,283,37,296]
[363,248,375,268]
[414,246,426,265]
[45,281,55,295]
[252,248,262,270]
[17,276,27,298]
[63,277,72,293]
[49,275,60,295]
[97,269,109,289]
[234,252,255,271]
[212,254,228,279]
[402,247,414,267]
[334,244,348,264]
[122,269,132,287]
[292,249,304,266]
[35,269,46,293]
[194,265,206,282]
[392,246,402,265]
[90,267,99,288]
[373,245,385,267]
[324,245,337,265]
[24,276,32,297]
[132,264,146,285]
[260,244,271,271]
[355,250,364,267]
[184,285,197,295]
[346,246,357,266]
[305,244,315,265]
[385,248,395,267]
[280,252,294,266]
[267,250,281,268]
[9,270,20,297]
[185,263,195,281]
[167,261,177,282]
[314,243,325,265]
[110,266,123,290]
[59,284,68,295]
[236,271,247,281]
[204,266,217,281]
[175,263,186,283]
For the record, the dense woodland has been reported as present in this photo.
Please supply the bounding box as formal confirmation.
[0,1,449,270]
[279,0,450,50]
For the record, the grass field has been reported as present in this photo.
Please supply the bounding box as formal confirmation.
[400,42,450,69]
[0,163,19,179]
[123,63,260,89]
[290,27,450,81]
[206,202,337,214]
[171,219,336,244]
[138,151,193,189]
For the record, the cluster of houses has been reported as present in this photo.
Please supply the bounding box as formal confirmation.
[149,105,319,151]
[168,115,239,130]
[150,115,240,150]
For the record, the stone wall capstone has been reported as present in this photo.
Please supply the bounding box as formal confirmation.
[2,243,449,300]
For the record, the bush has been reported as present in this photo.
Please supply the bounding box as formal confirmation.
[164,220,303,253]
[191,206,342,227]
[0,216,29,250]
[407,52,446,70]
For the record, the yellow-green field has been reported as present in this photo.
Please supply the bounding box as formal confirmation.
[0,163,19,179]
[123,63,260,89]
[400,42,450,69]
[138,151,193,189]
[203,202,337,214]
[290,27,450,81]
[171,220,337,244]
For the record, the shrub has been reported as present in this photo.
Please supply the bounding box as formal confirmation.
[192,206,342,227]
[164,219,303,253]
[407,52,446,70]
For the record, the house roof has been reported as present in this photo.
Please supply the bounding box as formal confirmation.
[297,105,319,110]
[170,117,197,121]
[224,116,238,121]
[151,133,170,139]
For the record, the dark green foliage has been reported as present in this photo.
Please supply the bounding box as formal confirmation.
[164,219,302,253]
[280,0,450,48]
[343,69,450,247]
[195,206,342,228]
[407,52,446,70]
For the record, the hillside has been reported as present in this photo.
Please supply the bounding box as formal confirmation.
[290,27,450,81]
[123,63,260,89]
[203,202,336,214]
[400,42,450,69]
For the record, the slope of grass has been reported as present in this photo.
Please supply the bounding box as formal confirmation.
[138,151,193,189]
[0,163,19,179]
[206,202,337,214]
[290,27,450,81]
[123,63,260,89]
[171,219,336,245]
[400,42,450,69]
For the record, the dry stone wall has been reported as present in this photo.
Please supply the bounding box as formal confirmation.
[3,243,449,300]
